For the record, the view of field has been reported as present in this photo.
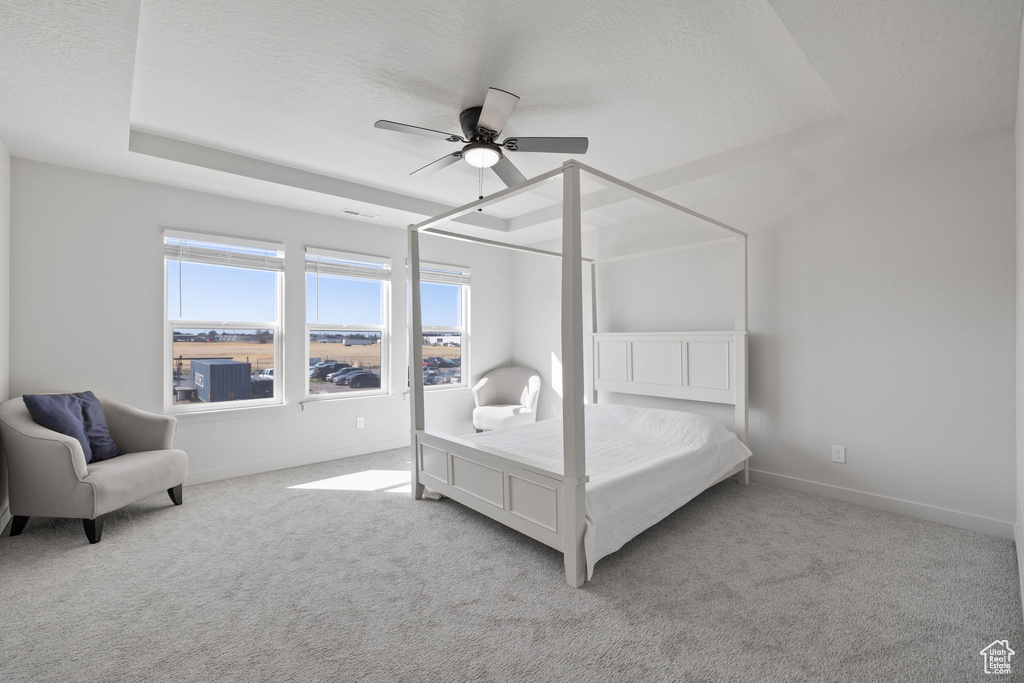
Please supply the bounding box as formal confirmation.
[171,339,462,402]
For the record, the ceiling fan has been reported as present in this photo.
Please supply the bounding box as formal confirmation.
[374,87,589,187]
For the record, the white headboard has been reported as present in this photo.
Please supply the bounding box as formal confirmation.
[591,331,747,406]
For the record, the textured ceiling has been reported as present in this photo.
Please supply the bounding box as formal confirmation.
[129,0,837,206]
[657,0,1024,210]
[0,0,1020,233]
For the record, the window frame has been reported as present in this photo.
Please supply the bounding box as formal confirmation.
[163,230,284,414]
[304,247,391,401]
[419,262,470,391]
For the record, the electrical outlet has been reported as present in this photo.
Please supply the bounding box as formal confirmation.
[357,417,364,429]
[832,445,846,464]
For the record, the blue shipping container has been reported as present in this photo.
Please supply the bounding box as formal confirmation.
[192,359,251,403]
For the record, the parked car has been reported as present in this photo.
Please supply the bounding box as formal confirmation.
[250,376,273,398]
[422,369,445,385]
[345,371,380,389]
[441,369,462,384]
[311,362,349,379]
[325,366,358,382]
[330,367,365,384]
[437,359,459,368]
[258,368,274,378]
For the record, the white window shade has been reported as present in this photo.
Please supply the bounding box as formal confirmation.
[420,262,470,286]
[164,237,284,272]
[305,249,391,281]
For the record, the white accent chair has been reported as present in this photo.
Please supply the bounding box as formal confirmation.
[472,366,542,432]
[0,396,188,543]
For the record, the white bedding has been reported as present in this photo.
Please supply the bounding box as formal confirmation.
[461,404,752,577]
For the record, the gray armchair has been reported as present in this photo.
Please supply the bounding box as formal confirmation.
[0,396,188,543]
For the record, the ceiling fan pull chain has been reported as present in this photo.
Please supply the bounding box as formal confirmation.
[478,166,484,212]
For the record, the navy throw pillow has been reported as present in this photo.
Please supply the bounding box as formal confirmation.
[23,393,93,461]
[76,392,123,462]
[23,392,123,463]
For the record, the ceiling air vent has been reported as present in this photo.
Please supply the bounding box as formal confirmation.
[341,209,379,219]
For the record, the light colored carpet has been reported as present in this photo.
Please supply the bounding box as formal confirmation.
[0,448,1020,682]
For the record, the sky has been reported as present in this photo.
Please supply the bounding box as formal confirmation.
[167,261,462,328]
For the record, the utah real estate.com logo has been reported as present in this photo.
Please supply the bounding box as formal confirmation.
[980,640,1014,675]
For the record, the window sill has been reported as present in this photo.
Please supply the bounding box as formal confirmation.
[168,401,291,423]
[169,391,399,422]
[302,390,390,404]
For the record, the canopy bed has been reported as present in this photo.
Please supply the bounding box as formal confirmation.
[408,161,750,587]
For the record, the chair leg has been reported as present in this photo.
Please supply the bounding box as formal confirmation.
[9,515,29,536]
[167,484,183,506]
[83,516,104,544]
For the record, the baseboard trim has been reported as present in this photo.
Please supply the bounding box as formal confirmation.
[184,437,411,486]
[750,469,1014,539]
[0,504,9,535]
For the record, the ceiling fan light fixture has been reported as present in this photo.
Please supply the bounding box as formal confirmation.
[463,141,501,168]
[375,87,588,188]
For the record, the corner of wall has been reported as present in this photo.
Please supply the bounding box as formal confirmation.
[0,139,10,400]
[1014,8,1024,623]
[0,137,11,531]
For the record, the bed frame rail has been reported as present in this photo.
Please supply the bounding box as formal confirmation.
[415,431,569,551]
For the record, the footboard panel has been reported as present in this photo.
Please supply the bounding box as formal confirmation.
[416,431,565,550]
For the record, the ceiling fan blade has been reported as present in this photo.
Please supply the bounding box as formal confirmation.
[476,88,520,137]
[504,137,589,154]
[375,120,463,142]
[410,152,463,176]
[491,155,526,187]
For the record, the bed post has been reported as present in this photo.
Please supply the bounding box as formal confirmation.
[408,226,426,500]
[588,261,599,406]
[735,235,749,486]
[561,161,588,587]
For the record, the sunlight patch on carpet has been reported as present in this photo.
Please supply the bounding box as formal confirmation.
[289,469,410,493]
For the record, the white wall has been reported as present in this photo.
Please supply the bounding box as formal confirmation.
[513,131,1016,536]
[509,252,562,419]
[9,160,512,483]
[0,139,10,531]
[696,132,1016,535]
[1015,12,1024,619]
[509,251,598,421]
[597,242,736,332]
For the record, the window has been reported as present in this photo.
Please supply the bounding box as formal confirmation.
[164,232,284,410]
[419,263,469,388]
[306,248,390,397]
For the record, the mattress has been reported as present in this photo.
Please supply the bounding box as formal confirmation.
[461,403,752,577]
